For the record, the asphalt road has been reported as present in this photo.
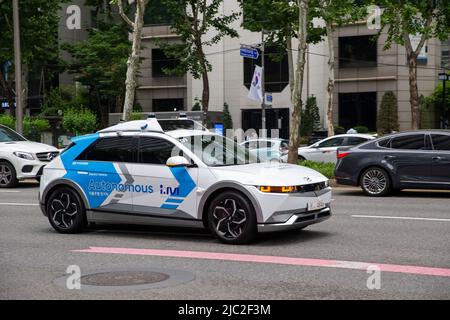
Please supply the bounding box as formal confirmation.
[0,182,449,300]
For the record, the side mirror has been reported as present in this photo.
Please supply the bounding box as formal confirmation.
[166,156,190,167]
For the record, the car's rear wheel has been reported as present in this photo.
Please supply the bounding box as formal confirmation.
[0,161,18,188]
[360,167,391,197]
[47,187,87,233]
[207,191,257,244]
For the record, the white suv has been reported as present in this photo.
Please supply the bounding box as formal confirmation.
[0,124,59,187]
[39,119,331,244]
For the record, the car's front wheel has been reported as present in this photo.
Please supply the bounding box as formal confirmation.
[46,187,87,233]
[360,167,391,197]
[0,161,18,188]
[207,191,257,244]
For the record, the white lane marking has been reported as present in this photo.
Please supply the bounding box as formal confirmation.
[352,215,450,222]
[0,203,39,206]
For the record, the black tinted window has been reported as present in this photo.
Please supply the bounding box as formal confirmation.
[318,137,345,147]
[378,138,390,148]
[431,134,450,151]
[346,137,369,146]
[139,137,178,164]
[77,137,136,162]
[391,135,425,150]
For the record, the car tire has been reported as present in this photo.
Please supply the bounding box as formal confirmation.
[207,190,257,244]
[0,161,18,188]
[360,167,391,197]
[46,187,87,234]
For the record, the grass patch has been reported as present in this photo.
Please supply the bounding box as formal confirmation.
[298,160,335,179]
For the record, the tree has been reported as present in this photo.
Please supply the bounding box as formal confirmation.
[300,95,321,136]
[372,0,450,130]
[63,22,130,128]
[377,91,399,134]
[223,102,233,129]
[0,0,64,117]
[159,0,240,121]
[311,0,364,136]
[113,0,150,121]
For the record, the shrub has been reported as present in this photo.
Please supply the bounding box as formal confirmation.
[131,112,143,120]
[377,91,399,134]
[334,125,345,135]
[192,97,202,111]
[223,102,233,129]
[62,108,97,136]
[0,114,15,129]
[354,125,369,133]
[300,96,321,136]
[298,160,335,179]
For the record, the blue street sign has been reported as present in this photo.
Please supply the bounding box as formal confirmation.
[240,46,259,60]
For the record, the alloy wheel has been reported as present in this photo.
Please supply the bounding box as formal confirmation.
[212,198,248,240]
[362,169,387,195]
[50,193,79,229]
[0,164,12,186]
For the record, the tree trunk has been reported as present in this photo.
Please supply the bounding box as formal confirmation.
[121,0,145,122]
[287,0,308,164]
[407,54,420,130]
[325,23,335,137]
[201,68,210,113]
[19,64,28,118]
[286,32,295,96]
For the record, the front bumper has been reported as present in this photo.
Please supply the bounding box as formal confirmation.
[257,207,331,232]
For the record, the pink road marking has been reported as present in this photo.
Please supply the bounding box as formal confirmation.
[72,246,450,278]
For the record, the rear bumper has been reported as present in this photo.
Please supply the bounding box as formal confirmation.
[335,177,358,186]
[257,207,331,232]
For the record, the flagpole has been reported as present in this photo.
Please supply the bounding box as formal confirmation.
[261,30,266,135]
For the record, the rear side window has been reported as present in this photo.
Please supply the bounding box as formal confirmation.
[77,137,136,162]
[390,135,425,150]
[431,134,450,151]
[377,138,391,148]
[139,137,178,165]
[318,137,345,147]
[346,137,369,146]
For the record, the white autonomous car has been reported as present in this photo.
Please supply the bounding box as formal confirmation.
[39,118,331,244]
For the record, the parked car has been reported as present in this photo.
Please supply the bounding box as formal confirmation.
[295,134,375,164]
[240,138,289,162]
[0,124,59,187]
[38,119,331,244]
[334,130,450,196]
[307,130,328,146]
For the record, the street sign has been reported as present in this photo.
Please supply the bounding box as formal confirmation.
[240,46,259,60]
[265,93,273,106]
[438,73,449,81]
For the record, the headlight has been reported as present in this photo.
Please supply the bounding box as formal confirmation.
[13,151,35,160]
[259,186,296,193]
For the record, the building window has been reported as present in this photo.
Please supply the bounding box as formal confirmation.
[339,35,377,68]
[144,0,172,26]
[442,40,450,69]
[153,98,184,112]
[152,49,180,77]
[338,92,377,131]
[243,47,289,93]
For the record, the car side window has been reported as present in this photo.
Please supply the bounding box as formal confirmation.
[318,137,345,148]
[346,137,368,146]
[431,134,450,151]
[139,137,178,165]
[390,134,426,150]
[76,137,136,162]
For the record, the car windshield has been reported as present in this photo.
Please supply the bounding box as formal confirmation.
[179,134,260,166]
[0,126,26,142]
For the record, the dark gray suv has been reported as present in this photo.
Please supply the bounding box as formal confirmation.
[334,130,450,196]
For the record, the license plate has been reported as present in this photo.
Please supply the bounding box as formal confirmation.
[308,200,326,211]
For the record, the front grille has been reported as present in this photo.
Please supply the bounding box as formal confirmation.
[36,151,59,162]
[298,181,327,193]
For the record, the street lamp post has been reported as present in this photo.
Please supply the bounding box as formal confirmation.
[261,30,266,134]
[13,0,23,134]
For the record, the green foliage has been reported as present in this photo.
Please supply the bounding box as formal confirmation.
[131,112,144,120]
[158,0,240,79]
[354,126,369,134]
[223,103,233,129]
[334,125,345,134]
[40,86,88,116]
[420,95,435,129]
[298,160,335,179]
[0,114,15,129]
[192,97,202,111]
[300,96,321,136]
[377,91,399,134]
[62,108,97,136]
[423,81,450,114]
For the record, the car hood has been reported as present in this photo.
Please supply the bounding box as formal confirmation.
[0,141,58,153]
[210,162,328,186]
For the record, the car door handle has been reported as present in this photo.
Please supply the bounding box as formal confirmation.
[432,156,444,161]
[384,155,396,160]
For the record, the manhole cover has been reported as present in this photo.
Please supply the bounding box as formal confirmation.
[81,271,169,286]
[53,268,195,292]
